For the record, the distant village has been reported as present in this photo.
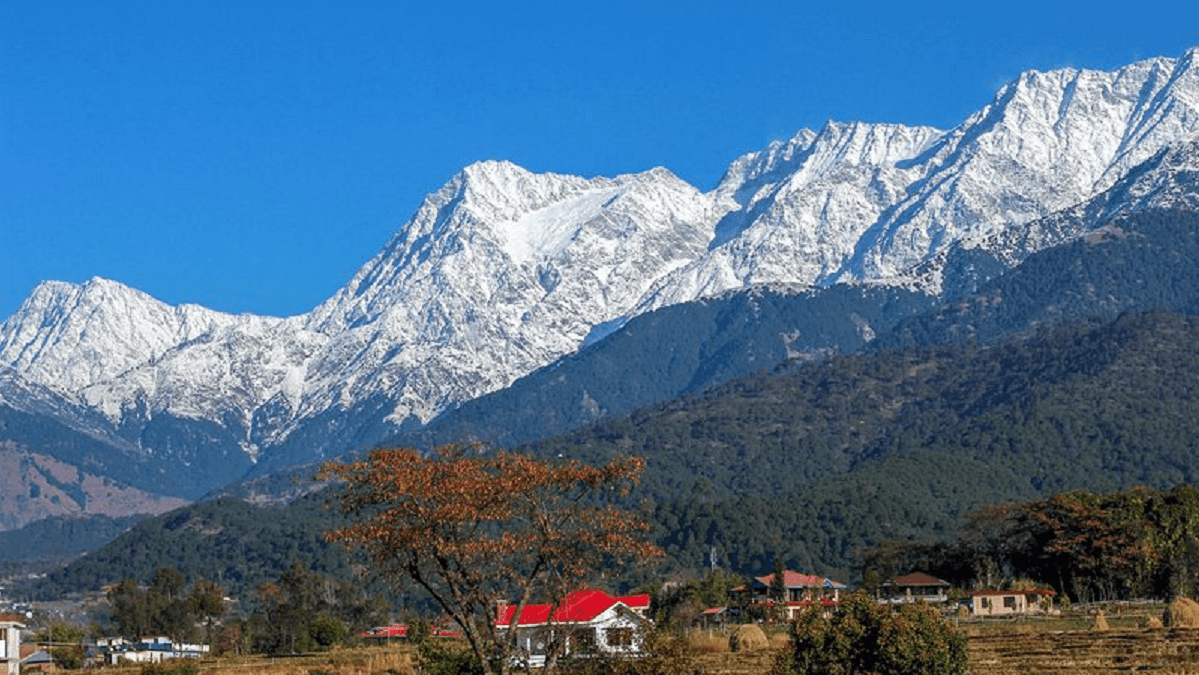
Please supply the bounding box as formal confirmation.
[2,568,1057,671]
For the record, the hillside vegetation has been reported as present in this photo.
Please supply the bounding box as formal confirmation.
[533,309,1199,576]
[38,308,1199,597]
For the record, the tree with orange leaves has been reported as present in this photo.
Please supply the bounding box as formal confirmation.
[319,445,660,675]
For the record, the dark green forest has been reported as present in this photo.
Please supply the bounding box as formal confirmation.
[532,309,1199,578]
[38,494,356,598]
[35,308,1199,600]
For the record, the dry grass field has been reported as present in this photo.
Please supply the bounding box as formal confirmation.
[684,606,1199,675]
[69,649,417,675]
[70,609,1199,675]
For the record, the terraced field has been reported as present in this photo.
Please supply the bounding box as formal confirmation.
[693,611,1199,675]
[79,620,1199,674]
[966,629,1199,674]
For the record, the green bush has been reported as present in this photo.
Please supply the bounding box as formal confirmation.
[50,645,84,670]
[775,592,967,675]
[417,640,484,675]
[307,613,348,649]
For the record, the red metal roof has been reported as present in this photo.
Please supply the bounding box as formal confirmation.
[497,590,648,627]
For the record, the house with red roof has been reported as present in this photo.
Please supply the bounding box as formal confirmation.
[495,589,651,667]
[728,570,847,621]
[876,572,952,604]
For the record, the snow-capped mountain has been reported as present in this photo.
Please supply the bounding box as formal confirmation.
[636,48,1199,310]
[3,46,1199,510]
[1,162,715,481]
[294,162,714,429]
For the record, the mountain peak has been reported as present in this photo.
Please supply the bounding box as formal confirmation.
[5,46,1199,507]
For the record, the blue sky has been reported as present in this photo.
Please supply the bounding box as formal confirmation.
[2,1,1195,321]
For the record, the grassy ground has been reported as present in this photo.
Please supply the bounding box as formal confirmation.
[64,607,1199,675]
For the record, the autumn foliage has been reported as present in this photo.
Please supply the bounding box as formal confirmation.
[320,445,660,675]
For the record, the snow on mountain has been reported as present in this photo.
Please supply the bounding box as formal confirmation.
[3,47,1199,486]
[0,278,245,396]
[928,135,1199,284]
[1,161,714,463]
[298,160,714,428]
[635,48,1199,309]
[841,52,1196,283]
[633,121,944,312]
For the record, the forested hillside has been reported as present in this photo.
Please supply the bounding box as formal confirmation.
[881,209,1199,349]
[37,494,355,598]
[0,514,145,565]
[532,310,1199,577]
[38,309,1199,597]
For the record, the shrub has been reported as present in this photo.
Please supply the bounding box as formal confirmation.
[417,640,484,675]
[308,613,348,649]
[775,592,967,675]
[50,645,84,670]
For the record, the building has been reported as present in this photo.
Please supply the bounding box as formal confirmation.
[969,589,1057,616]
[0,614,24,675]
[496,589,650,667]
[876,572,952,604]
[729,570,847,621]
[697,606,730,629]
[92,636,210,665]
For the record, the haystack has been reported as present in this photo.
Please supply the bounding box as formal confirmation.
[728,623,769,652]
[1165,597,1199,628]
[1092,608,1110,631]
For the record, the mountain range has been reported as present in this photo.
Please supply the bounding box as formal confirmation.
[3,46,1199,535]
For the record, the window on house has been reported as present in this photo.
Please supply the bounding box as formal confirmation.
[571,628,597,654]
[1003,596,1017,609]
[605,627,634,648]
[980,597,990,609]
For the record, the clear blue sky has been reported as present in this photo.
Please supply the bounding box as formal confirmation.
[2,1,1194,320]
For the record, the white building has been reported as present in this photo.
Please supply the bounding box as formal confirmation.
[0,614,25,675]
[496,590,651,667]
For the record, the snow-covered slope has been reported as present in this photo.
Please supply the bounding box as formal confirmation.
[3,47,1199,499]
[295,161,714,429]
[637,48,1199,309]
[0,161,715,472]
